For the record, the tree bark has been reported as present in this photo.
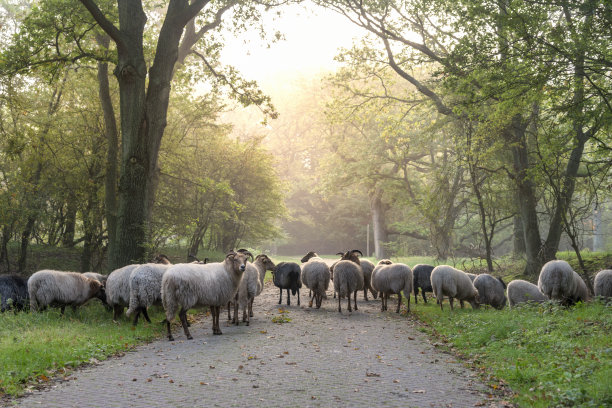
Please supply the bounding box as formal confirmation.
[96,35,119,270]
[369,186,388,259]
[512,214,526,256]
[62,198,77,247]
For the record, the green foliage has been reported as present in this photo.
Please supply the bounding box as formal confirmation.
[0,302,166,397]
[412,301,612,407]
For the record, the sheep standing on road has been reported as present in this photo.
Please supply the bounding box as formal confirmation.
[412,264,435,304]
[371,260,413,313]
[0,275,29,312]
[430,265,480,311]
[333,250,364,313]
[300,252,330,309]
[473,274,507,309]
[594,270,612,300]
[506,279,548,308]
[28,270,106,314]
[360,258,377,301]
[538,260,589,305]
[272,262,302,306]
[161,251,251,340]
[126,262,173,326]
[231,253,275,326]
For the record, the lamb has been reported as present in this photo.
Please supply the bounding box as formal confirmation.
[272,262,302,306]
[0,274,29,312]
[594,269,612,300]
[430,265,480,311]
[371,260,413,313]
[506,279,548,308]
[231,253,275,326]
[28,270,106,314]
[300,251,330,309]
[126,262,173,326]
[412,264,435,303]
[161,250,251,340]
[537,260,589,305]
[333,250,364,313]
[105,254,171,321]
[473,273,507,310]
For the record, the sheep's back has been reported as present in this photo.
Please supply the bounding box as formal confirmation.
[28,270,96,307]
[333,261,363,296]
[0,275,29,310]
[506,280,548,307]
[302,261,330,294]
[431,266,476,301]
[372,264,412,295]
[130,264,170,307]
[594,270,612,299]
[538,260,575,301]
[473,274,507,309]
[412,264,434,290]
[162,263,237,309]
[107,264,139,306]
[274,262,301,289]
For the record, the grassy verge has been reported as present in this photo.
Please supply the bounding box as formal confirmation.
[410,299,612,407]
[0,302,166,398]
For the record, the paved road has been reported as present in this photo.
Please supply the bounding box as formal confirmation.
[10,282,501,408]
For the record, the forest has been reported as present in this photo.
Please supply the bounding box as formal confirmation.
[0,0,610,279]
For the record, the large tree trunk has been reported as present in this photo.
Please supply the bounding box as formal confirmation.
[96,36,119,270]
[507,115,543,277]
[512,214,526,256]
[62,198,77,247]
[369,186,388,259]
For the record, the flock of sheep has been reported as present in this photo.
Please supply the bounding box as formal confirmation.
[1,250,611,342]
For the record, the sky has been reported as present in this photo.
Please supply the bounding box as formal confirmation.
[219,4,366,94]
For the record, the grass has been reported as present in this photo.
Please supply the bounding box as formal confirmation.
[409,299,612,407]
[0,302,166,398]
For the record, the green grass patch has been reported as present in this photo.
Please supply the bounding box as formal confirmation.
[410,299,612,407]
[0,303,166,397]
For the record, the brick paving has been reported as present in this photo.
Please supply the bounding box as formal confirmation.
[9,281,502,408]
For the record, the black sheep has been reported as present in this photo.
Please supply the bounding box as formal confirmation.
[412,264,435,303]
[0,274,29,312]
[272,262,302,306]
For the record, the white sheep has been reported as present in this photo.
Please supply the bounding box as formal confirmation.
[360,258,377,301]
[594,269,612,300]
[430,265,480,311]
[371,260,413,313]
[28,270,106,314]
[506,279,548,308]
[161,250,252,340]
[231,253,275,326]
[105,255,171,321]
[333,251,364,313]
[300,252,330,309]
[538,260,589,305]
[126,262,173,326]
[473,274,507,310]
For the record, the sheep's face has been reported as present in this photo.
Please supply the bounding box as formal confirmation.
[257,254,276,271]
[227,252,249,273]
[300,251,318,263]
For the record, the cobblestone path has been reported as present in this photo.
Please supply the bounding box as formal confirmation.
[11,282,501,408]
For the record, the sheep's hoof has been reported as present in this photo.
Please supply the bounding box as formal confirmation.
[168,336,175,341]
[214,331,222,335]
[187,335,193,340]
[246,322,250,326]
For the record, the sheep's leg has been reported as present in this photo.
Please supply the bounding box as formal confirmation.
[278,289,282,305]
[371,288,378,299]
[363,287,368,302]
[286,289,291,306]
[297,289,300,306]
[227,301,232,321]
[179,308,192,340]
[422,290,428,304]
[338,293,342,313]
[142,307,151,323]
[60,306,66,315]
[132,310,140,326]
[71,305,77,313]
[414,287,419,304]
[347,294,352,312]
[308,291,314,308]
[249,298,254,317]
[396,292,402,313]
[233,295,239,325]
[166,319,175,341]
[213,306,223,335]
[353,290,358,311]
[459,299,465,309]
[449,298,455,311]
[439,296,444,311]
[113,305,123,321]
[406,292,411,312]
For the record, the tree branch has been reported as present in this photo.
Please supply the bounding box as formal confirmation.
[78,0,125,50]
